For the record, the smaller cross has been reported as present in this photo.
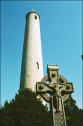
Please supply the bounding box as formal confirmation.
[36,65,74,126]
[81,54,83,60]
[32,9,34,12]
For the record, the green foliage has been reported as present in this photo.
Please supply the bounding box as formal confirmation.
[0,89,51,126]
[0,89,83,126]
[64,95,83,126]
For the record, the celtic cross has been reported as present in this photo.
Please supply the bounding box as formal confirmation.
[36,65,74,126]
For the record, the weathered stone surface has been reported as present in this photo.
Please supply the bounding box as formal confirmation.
[36,65,74,126]
[20,11,43,91]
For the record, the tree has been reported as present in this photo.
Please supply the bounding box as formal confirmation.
[64,95,83,126]
[0,89,83,126]
[0,88,51,126]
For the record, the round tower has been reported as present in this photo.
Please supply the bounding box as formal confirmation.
[20,11,43,91]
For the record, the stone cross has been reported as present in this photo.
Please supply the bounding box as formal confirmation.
[36,65,74,126]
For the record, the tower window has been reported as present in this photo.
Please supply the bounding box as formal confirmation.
[37,62,39,69]
[35,15,37,20]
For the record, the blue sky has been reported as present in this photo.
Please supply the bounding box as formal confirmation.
[1,1,82,108]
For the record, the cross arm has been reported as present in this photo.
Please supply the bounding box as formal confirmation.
[60,82,74,96]
[36,82,53,94]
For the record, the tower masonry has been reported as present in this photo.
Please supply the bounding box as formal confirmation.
[20,11,43,91]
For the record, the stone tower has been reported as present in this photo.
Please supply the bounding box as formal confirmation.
[20,11,43,91]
